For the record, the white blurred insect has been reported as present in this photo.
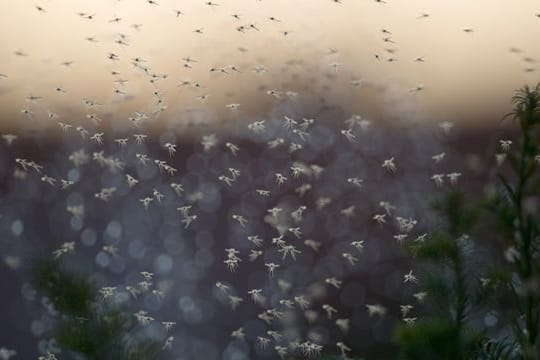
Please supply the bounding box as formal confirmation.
[164,142,176,157]
[279,299,295,308]
[226,103,240,111]
[133,310,154,325]
[139,197,153,210]
[275,173,287,185]
[394,233,408,243]
[373,213,387,225]
[268,138,285,149]
[283,116,298,129]
[248,250,263,261]
[413,291,428,303]
[323,277,342,290]
[322,304,338,319]
[125,286,139,298]
[265,262,280,277]
[341,205,356,218]
[248,120,266,133]
[278,245,301,260]
[290,166,304,178]
[224,258,240,272]
[95,187,116,201]
[140,271,154,281]
[153,189,164,202]
[432,152,446,163]
[99,287,116,301]
[177,206,192,217]
[219,175,234,186]
[133,133,148,144]
[126,174,138,187]
[1,134,17,146]
[225,142,240,155]
[0,347,17,360]
[257,336,271,349]
[53,242,75,259]
[431,173,445,187]
[256,189,270,197]
[288,227,302,239]
[294,295,310,310]
[404,317,417,325]
[171,183,184,196]
[58,122,72,132]
[382,157,396,173]
[228,295,244,310]
[231,327,245,340]
[404,270,418,283]
[300,117,315,130]
[229,167,241,179]
[291,205,307,223]
[439,121,454,134]
[304,239,321,252]
[336,341,351,354]
[447,172,461,185]
[248,289,266,306]
[136,153,151,166]
[400,304,413,317]
[366,304,387,317]
[90,132,104,145]
[247,235,264,247]
[342,252,358,265]
[103,245,119,257]
[351,240,364,252]
[275,346,288,359]
[76,126,89,139]
[215,282,229,293]
[41,175,56,186]
[161,321,176,331]
[336,318,350,333]
[347,177,363,188]
[114,138,128,147]
[499,139,512,152]
[341,128,356,142]
[232,214,248,227]
[181,215,197,229]
[267,330,282,342]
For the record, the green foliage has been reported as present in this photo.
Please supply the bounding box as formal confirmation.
[55,307,127,357]
[30,259,163,360]
[432,191,480,237]
[321,356,364,360]
[31,258,95,317]
[120,340,163,360]
[393,319,482,360]
[413,231,457,261]
[395,83,540,360]
[505,83,540,129]
[493,83,540,358]
[395,190,482,359]
[475,337,518,360]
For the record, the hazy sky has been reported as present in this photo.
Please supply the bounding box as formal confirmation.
[1,0,539,132]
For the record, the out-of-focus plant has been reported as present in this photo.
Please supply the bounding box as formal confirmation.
[393,191,484,360]
[486,83,540,359]
[30,258,162,360]
[394,83,540,359]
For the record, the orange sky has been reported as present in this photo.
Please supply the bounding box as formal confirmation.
[0,0,539,132]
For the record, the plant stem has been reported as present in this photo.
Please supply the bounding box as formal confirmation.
[515,120,537,358]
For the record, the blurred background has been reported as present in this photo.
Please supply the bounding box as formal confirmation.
[0,0,538,359]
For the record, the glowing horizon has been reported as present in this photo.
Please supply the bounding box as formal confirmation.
[0,0,539,133]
